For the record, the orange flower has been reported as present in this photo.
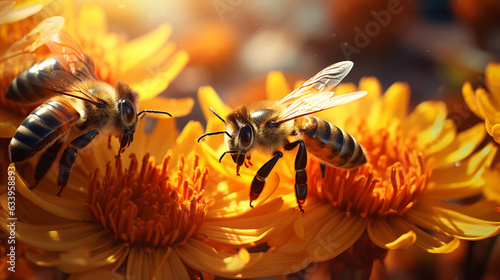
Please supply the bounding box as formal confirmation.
[197,70,500,277]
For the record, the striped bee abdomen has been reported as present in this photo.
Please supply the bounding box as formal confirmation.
[5,58,63,105]
[9,99,79,162]
[299,116,366,169]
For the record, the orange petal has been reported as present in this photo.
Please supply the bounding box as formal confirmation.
[266,71,291,101]
[138,96,193,118]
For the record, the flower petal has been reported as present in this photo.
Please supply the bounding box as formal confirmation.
[392,218,461,253]
[428,143,497,199]
[266,71,291,101]
[485,62,500,101]
[462,82,484,119]
[175,239,309,278]
[432,123,486,168]
[202,199,297,245]
[198,86,232,121]
[131,50,189,100]
[117,23,172,73]
[406,203,500,240]
[138,96,193,118]
[367,218,416,249]
[378,82,410,126]
[303,204,367,262]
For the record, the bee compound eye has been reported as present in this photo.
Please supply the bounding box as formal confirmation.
[119,99,136,126]
[239,124,252,148]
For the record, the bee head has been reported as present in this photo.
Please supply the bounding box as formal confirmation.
[225,114,255,168]
[116,82,139,154]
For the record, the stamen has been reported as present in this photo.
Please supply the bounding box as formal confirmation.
[86,153,208,247]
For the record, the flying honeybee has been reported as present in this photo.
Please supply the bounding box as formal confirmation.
[6,31,170,195]
[198,61,367,211]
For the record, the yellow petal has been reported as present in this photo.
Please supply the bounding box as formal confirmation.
[145,118,178,162]
[378,82,410,126]
[198,86,232,121]
[131,50,189,100]
[462,82,484,119]
[76,3,107,38]
[175,239,309,278]
[485,62,500,101]
[432,123,486,169]
[406,203,500,240]
[367,218,416,249]
[304,207,367,262]
[489,123,500,144]
[476,87,498,122]
[119,42,176,84]
[430,143,497,199]
[138,96,193,118]
[401,101,448,150]
[118,23,172,73]
[266,71,291,101]
[172,120,204,163]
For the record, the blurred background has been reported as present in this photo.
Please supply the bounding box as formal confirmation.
[80,0,500,132]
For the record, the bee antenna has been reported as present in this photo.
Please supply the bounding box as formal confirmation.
[219,150,239,163]
[210,107,225,123]
[137,110,172,119]
[198,131,233,142]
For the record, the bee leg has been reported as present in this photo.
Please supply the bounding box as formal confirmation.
[285,140,307,212]
[250,151,283,208]
[31,140,64,189]
[57,129,99,196]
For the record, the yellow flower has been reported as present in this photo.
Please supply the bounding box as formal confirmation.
[463,62,500,143]
[0,117,305,278]
[197,70,500,277]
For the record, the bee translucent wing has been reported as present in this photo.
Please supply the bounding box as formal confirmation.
[275,90,367,124]
[1,16,63,65]
[46,31,97,80]
[37,70,101,106]
[279,61,354,105]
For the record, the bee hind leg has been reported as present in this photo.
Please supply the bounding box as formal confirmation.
[250,151,283,208]
[31,140,64,190]
[285,140,307,212]
[57,129,99,196]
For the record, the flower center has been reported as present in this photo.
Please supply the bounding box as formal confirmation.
[308,120,433,217]
[86,153,208,247]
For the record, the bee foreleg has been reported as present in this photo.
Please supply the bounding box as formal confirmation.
[31,140,64,189]
[57,129,99,196]
[285,140,308,212]
[250,151,283,209]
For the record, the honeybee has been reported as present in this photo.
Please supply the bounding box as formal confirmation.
[198,61,367,211]
[6,31,170,195]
